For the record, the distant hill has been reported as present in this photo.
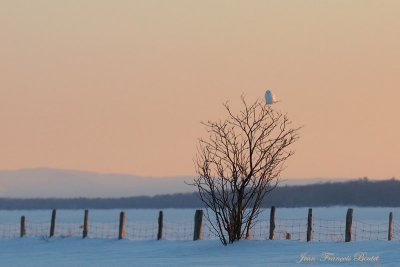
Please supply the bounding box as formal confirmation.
[1,178,399,209]
[0,168,193,197]
[0,168,350,198]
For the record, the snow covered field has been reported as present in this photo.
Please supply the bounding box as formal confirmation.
[0,207,399,266]
[0,238,396,266]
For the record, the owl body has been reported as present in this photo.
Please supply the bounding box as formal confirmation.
[265,90,277,105]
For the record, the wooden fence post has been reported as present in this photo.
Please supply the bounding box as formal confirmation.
[307,208,312,242]
[20,216,26,237]
[50,209,56,237]
[345,208,353,242]
[388,212,393,241]
[193,209,203,241]
[118,211,125,240]
[83,209,89,239]
[157,210,163,240]
[269,206,276,240]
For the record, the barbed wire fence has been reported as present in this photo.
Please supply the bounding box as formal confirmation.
[0,208,397,242]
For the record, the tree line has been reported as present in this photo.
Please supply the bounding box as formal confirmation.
[0,178,399,209]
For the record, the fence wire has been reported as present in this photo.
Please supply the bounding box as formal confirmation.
[89,222,119,239]
[249,220,269,240]
[392,222,400,240]
[313,218,345,242]
[25,221,51,238]
[125,221,158,240]
[163,221,193,240]
[202,220,220,240]
[0,215,398,242]
[0,223,19,238]
[55,222,82,238]
[275,218,307,241]
[353,221,388,241]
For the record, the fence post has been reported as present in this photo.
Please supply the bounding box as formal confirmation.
[157,210,163,240]
[388,212,393,241]
[269,206,276,240]
[20,216,26,237]
[307,208,312,242]
[193,209,203,241]
[118,211,125,240]
[345,208,353,242]
[83,209,89,239]
[50,209,56,237]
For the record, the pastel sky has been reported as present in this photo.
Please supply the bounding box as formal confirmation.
[1,1,399,179]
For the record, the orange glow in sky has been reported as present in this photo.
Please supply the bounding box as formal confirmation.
[0,1,399,179]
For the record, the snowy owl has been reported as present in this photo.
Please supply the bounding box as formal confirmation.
[265,89,277,105]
